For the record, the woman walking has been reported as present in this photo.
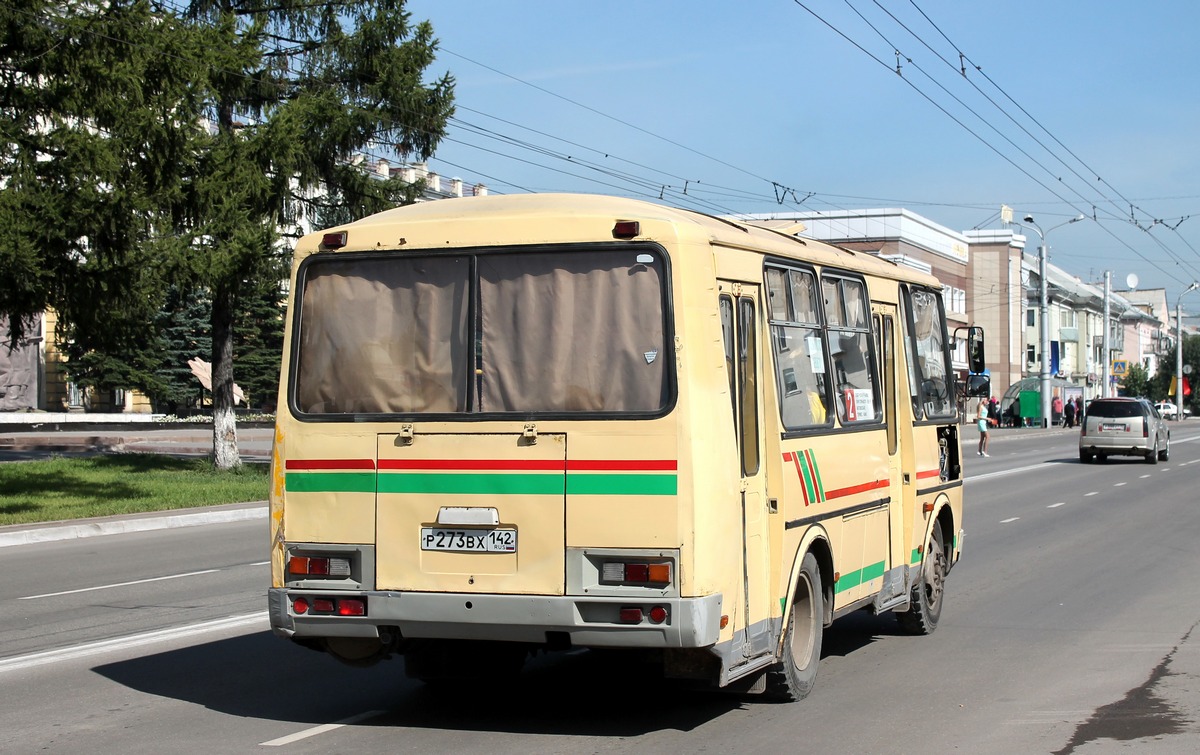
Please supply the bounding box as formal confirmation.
[976,398,990,457]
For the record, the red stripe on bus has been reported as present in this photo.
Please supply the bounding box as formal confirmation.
[285,459,376,470]
[379,459,564,471]
[915,468,941,479]
[376,459,678,472]
[824,478,890,500]
[568,460,677,471]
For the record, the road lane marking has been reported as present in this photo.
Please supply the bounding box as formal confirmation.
[260,710,386,747]
[1048,502,1065,508]
[19,569,220,600]
[1114,482,1127,486]
[1000,517,1019,523]
[1085,492,1099,496]
[1140,475,1151,479]
[0,612,266,674]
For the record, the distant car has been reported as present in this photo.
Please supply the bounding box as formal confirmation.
[1080,398,1169,464]
[1153,402,1190,419]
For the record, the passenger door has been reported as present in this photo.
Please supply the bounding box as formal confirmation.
[719,282,772,656]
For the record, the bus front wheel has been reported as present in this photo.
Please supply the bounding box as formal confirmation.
[765,552,823,701]
[898,525,946,635]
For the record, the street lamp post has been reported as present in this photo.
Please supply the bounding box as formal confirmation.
[1023,214,1084,428]
[1177,283,1199,420]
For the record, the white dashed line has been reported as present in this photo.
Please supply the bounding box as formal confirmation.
[1000,517,1020,523]
[260,710,386,747]
[1114,482,1127,487]
[1085,491,1099,497]
[1048,502,1066,508]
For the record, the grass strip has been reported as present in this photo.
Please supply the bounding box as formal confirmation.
[0,454,269,526]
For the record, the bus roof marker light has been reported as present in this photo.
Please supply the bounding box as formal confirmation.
[612,220,640,239]
[322,231,348,249]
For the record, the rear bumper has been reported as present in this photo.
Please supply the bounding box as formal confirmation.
[268,588,723,649]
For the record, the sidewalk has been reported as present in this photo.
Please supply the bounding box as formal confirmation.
[0,500,267,549]
[0,426,273,460]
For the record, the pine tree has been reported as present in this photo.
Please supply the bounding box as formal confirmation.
[1,1,455,469]
[153,286,214,415]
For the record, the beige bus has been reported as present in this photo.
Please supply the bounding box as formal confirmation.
[267,193,987,700]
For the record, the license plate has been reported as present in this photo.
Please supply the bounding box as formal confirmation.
[420,527,517,553]
[1100,423,1127,432]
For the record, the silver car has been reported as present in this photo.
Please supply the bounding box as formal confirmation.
[1080,397,1170,464]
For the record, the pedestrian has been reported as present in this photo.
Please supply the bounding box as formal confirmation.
[1052,394,1064,427]
[988,396,1000,427]
[1064,398,1076,428]
[976,398,990,457]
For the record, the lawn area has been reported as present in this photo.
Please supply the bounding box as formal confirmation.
[0,455,270,526]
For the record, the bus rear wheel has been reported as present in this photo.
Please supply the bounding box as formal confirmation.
[898,524,946,635]
[765,552,823,701]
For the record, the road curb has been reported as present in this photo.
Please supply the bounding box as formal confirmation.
[0,503,268,549]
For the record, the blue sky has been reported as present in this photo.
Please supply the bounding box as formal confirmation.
[404,0,1200,308]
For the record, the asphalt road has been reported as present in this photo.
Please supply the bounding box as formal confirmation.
[1,427,1198,753]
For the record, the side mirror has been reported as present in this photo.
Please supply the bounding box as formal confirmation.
[965,326,985,374]
[964,373,991,398]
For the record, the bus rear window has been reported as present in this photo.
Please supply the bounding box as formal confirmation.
[292,247,670,416]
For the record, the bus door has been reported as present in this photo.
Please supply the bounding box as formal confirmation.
[873,302,912,609]
[719,282,772,657]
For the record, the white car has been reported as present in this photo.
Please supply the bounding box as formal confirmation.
[1153,402,1190,419]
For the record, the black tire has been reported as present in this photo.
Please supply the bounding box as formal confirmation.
[765,552,823,701]
[1079,449,1093,464]
[1146,440,1158,465]
[1160,437,1170,461]
[898,525,947,635]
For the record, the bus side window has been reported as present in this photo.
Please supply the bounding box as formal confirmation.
[767,266,829,430]
[720,295,736,427]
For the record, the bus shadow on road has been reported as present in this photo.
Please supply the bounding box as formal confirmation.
[93,630,754,736]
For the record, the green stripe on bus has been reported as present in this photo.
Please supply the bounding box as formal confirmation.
[834,560,886,594]
[911,547,923,564]
[288,471,678,496]
[286,472,376,493]
[807,450,826,502]
[376,472,678,496]
[798,454,818,503]
[567,473,677,496]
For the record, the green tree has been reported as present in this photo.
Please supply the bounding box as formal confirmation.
[1,0,203,355]
[2,1,455,469]
[175,0,454,469]
[1119,362,1150,398]
[152,286,214,415]
[233,275,287,413]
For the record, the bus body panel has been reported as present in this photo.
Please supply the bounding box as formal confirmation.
[268,193,967,694]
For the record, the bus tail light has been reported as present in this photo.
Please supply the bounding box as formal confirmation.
[648,606,668,624]
[619,607,644,623]
[289,555,351,578]
[601,560,672,585]
[291,595,368,616]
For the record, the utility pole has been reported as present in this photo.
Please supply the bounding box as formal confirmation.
[1178,283,1199,418]
[1103,272,1111,398]
[1023,214,1084,427]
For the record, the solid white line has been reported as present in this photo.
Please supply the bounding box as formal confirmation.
[0,612,266,674]
[19,569,220,600]
[260,710,385,747]
[1048,502,1066,508]
[1000,517,1019,523]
